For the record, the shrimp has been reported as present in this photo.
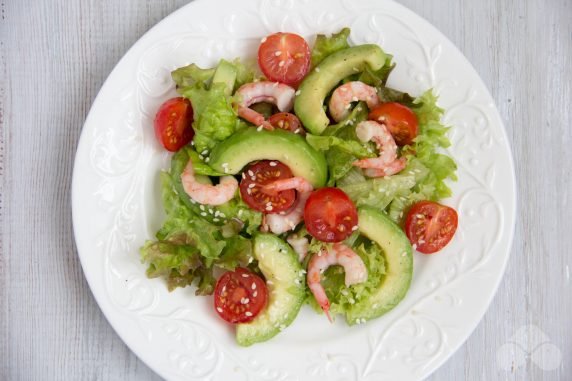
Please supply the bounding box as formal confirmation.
[180,159,238,206]
[307,243,368,322]
[235,81,296,129]
[262,177,313,235]
[328,81,381,122]
[352,120,407,177]
[286,234,309,262]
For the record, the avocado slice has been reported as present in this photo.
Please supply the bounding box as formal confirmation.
[346,207,413,324]
[209,128,328,188]
[294,45,387,135]
[212,59,237,95]
[236,234,305,346]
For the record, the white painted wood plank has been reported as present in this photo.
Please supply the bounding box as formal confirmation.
[1,0,570,380]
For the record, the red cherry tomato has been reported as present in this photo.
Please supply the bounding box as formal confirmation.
[304,187,358,242]
[239,161,296,213]
[214,267,268,324]
[258,32,311,87]
[268,112,305,135]
[368,102,418,146]
[154,97,194,152]
[405,201,458,254]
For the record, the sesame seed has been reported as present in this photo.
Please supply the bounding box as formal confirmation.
[242,273,249,278]
[416,214,425,218]
[247,188,252,195]
[248,183,255,189]
[214,211,220,217]
[222,162,229,167]
[241,297,249,304]
[198,154,204,160]
[356,106,362,111]
[352,225,359,231]
[266,205,273,211]
[261,37,267,43]
[200,212,207,217]
[340,87,347,92]
[278,61,285,67]
[245,311,253,317]
[248,256,254,264]
[353,67,359,72]
[274,51,282,56]
[402,252,407,257]
[208,208,214,214]
[201,150,208,155]
[238,210,243,217]
[295,90,301,96]
[224,167,228,173]
[252,283,256,290]
[242,173,246,179]
[345,104,352,109]
[352,96,358,102]
[213,218,220,222]
[294,128,301,134]
[412,244,418,250]
[217,307,223,313]
[219,212,226,218]
[248,170,254,177]
[273,82,279,87]
[257,125,264,131]
[190,199,196,204]
[267,280,273,285]
[253,290,258,297]
[205,157,210,163]
[315,67,320,72]
[269,161,277,167]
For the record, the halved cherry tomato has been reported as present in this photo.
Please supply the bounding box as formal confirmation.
[405,201,458,254]
[368,102,418,146]
[239,161,296,213]
[258,32,311,87]
[154,97,194,152]
[268,112,305,135]
[214,267,268,324]
[304,187,358,242]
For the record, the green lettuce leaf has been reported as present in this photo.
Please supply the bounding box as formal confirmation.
[215,235,254,271]
[358,55,395,88]
[171,64,215,89]
[306,134,373,158]
[180,82,238,153]
[311,27,351,67]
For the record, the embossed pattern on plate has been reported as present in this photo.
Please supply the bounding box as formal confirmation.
[72,0,516,380]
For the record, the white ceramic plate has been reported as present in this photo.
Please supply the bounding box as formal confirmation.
[72,0,516,379]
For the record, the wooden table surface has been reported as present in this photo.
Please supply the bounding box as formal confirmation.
[1,0,570,380]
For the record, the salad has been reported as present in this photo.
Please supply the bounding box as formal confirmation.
[141,28,458,346]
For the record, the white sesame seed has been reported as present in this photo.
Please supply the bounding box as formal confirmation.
[257,125,264,131]
[214,210,220,217]
[201,150,208,155]
[295,90,301,96]
[242,273,249,278]
[352,225,359,231]
[274,51,282,56]
[315,67,320,72]
[241,173,246,179]
[253,290,258,297]
[241,297,249,304]
[208,208,213,214]
[345,103,351,109]
[412,244,418,250]
[356,106,362,111]
[200,212,207,217]
[267,280,273,285]
[245,311,253,317]
[252,283,256,290]
[222,162,228,167]
[217,307,223,313]
[294,128,301,134]
[248,256,253,264]
[352,96,358,102]
[224,167,229,173]
[269,161,277,167]
[219,212,226,218]
[266,205,273,211]
[205,157,210,163]
[402,252,407,257]
[340,87,347,92]
[261,37,267,43]
[198,154,204,160]
[278,61,285,67]
[213,218,220,222]
[416,214,425,218]
[248,183,255,189]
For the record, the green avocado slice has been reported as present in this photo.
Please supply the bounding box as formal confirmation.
[209,128,328,188]
[294,44,387,135]
[346,207,413,324]
[236,234,305,346]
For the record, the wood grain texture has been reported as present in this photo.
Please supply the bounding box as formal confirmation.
[1,0,570,380]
